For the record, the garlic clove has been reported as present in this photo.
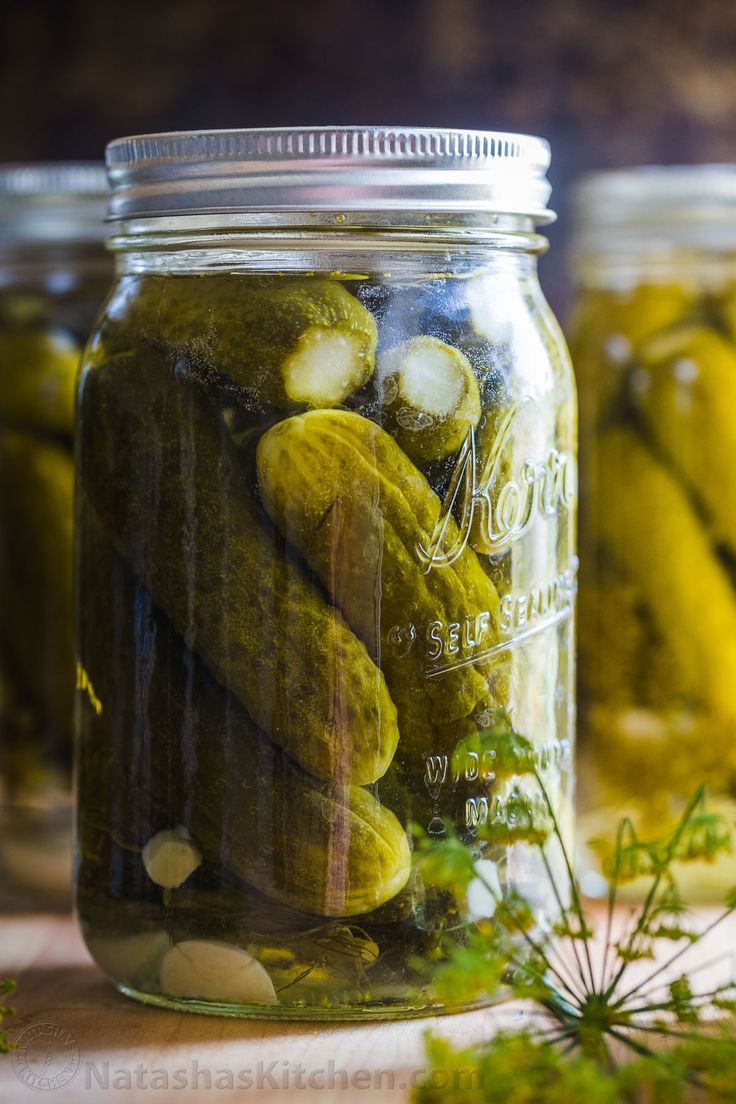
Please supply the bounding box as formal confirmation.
[142,826,201,889]
[159,940,278,1004]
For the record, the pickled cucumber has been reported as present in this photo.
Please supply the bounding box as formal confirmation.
[79,344,399,786]
[577,566,688,711]
[77,527,411,917]
[569,283,698,432]
[0,432,74,746]
[632,323,736,551]
[378,336,481,461]
[257,409,500,751]
[597,428,736,730]
[570,282,697,360]
[109,275,378,411]
[0,330,79,437]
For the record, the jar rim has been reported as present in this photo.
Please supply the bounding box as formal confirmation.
[0,162,109,246]
[104,126,555,226]
[572,164,736,256]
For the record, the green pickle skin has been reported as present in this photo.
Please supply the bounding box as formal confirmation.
[77,524,410,918]
[0,266,114,907]
[108,275,379,410]
[256,409,500,749]
[633,323,736,552]
[0,432,75,765]
[76,267,573,1013]
[0,329,79,437]
[0,326,81,796]
[79,342,399,786]
[573,276,736,848]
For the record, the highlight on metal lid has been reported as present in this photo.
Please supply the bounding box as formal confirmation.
[104,126,554,223]
[0,162,109,244]
[572,163,736,254]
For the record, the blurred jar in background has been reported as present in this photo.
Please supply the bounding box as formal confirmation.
[0,164,110,907]
[569,166,736,897]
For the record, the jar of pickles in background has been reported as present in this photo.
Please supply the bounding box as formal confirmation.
[570,166,736,896]
[0,164,110,906]
[75,127,576,1017]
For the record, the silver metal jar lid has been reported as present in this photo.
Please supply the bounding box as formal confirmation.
[105,127,554,224]
[0,162,109,244]
[572,164,736,255]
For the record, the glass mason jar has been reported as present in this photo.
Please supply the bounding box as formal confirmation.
[75,127,577,1018]
[570,166,736,897]
[0,163,110,907]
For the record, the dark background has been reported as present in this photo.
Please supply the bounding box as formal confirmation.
[4,0,736,311]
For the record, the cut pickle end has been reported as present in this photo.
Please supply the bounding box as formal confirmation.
[379,336,481,461]
[398,340,467,415]
[284,327,370,407]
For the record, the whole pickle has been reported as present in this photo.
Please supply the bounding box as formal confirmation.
[77,524,411,918]
[0,329,80,437]
[256,409,500,753]
[0,432,74,747]
[632,323,736,552]
[106,275,378,411]
[78,344,399,786]
[597,428,736,733]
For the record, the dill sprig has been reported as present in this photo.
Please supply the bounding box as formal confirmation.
[0,979,16,1054]
[412,715,736,1102]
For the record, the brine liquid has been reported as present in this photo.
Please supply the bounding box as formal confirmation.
[0,273,109,904]
[76,264,576,1016]
[572,276,736,897]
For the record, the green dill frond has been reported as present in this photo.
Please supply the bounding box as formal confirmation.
[494,888,536,935]
[478,788,551,847]
[451,711,537,782]
[669,789,733,865]
[667,975,699,1025]
[552,916,594,941]
[712,982,736,1015]
[417,1030,622,1104]
[425,928,511,1005]
[413,821,477,894]
[665,1028,736,1097]
[591,818,659,883]
[0,978,16,1054]
[412,757,736,1103]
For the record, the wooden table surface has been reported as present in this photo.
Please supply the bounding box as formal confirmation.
[1,907,734,1103]
[0,912,527,1103]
